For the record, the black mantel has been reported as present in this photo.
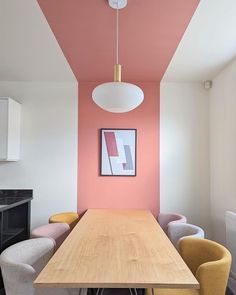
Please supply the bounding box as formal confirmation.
[0,189,32,211]
[0,189,32,292]
[0,189,32,198]
[0,189,32,248]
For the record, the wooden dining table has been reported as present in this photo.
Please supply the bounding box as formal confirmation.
[34,209,199,290]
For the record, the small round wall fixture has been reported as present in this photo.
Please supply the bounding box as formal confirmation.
[92,0,144,113]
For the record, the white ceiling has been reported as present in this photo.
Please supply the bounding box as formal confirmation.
[162,0,236,82]
[0,0,76,82]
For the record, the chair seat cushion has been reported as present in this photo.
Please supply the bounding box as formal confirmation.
[31,223,70,249]
[146,288,199,295]
[49,212,79,229]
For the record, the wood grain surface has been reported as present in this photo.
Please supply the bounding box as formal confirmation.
[34,209,199,289]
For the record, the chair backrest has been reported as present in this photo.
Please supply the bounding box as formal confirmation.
[167,223,204,249]
[179,238,232,295]
[226,211,236,276]
[157,212,187,233]
[0,238,55,295]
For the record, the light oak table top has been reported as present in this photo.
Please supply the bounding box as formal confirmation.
[34,209,199,289]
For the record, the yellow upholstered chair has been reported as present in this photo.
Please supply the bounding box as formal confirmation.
[146,238,231,295]
[49,212,79,229]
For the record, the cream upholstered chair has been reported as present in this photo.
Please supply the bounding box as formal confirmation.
[0,238,86,295]
[167,223,204,249]
[146,238,231,295]
[157,212,187,233]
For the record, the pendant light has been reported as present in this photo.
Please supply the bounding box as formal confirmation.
[92,0,144,113]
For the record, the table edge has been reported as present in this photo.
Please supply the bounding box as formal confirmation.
[34,282,200,289]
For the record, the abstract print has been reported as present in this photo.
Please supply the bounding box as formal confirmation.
[101,129,136,176]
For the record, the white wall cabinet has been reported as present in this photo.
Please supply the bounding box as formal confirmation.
[0,97,21,161]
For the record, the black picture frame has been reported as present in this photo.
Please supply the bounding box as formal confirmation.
[100,128,137,176]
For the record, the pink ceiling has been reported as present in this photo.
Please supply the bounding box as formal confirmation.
[37,0,199,82]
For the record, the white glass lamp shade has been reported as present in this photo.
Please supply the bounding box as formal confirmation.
[92,82,144,113]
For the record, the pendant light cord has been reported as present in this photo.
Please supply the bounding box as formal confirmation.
[116,5,119,64]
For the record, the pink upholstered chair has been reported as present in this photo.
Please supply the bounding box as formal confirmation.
[157,212,187,233]
[31,223,70,250]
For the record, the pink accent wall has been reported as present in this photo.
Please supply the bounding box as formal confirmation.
[37,0,200,82]
[37,1,199,216]
[78,82,160,216]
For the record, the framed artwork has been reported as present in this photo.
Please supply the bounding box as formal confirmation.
[100,128,137,176]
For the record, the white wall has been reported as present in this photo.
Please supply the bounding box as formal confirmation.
[0,0,75,81]
[209,58,236,244]
[0,81,78,228]
[162,0,236,83]
[160,82,211,236]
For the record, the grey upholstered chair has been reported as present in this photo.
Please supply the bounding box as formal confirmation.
[226,211,236,294]
[0,237,86,295]
[167,222,205,249]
